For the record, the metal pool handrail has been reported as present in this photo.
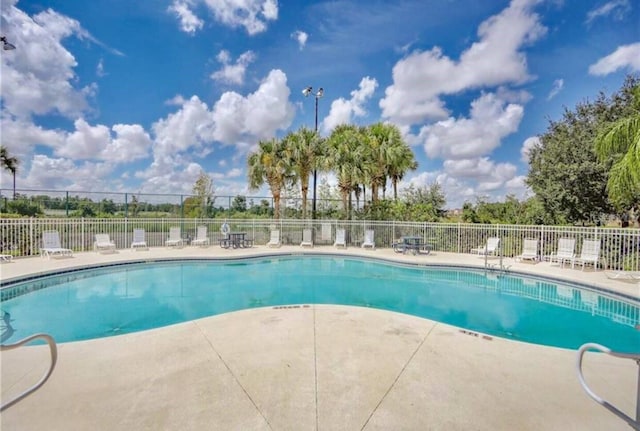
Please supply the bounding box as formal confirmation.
[0,333,58,412]
[576,343,640,430]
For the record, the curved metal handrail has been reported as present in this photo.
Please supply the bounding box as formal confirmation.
[576,343,640,431]
[1,333,58,412]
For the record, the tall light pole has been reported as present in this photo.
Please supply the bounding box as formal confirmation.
[302,86,323,219]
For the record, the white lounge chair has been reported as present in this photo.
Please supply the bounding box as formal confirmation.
[0,254,13,262]
[515,239,538,263]
[94,234,116,253]
[191,226,210,247]
[361,230,375,249]
[572,239,601,271]
[300,228,313,248]
[471,237,500,256]
[334,228,346,248]
[548,238,576,268]
[131,229,148,250]
[41,230,73,259]
[266,230,281,248]
[166,227,184,248]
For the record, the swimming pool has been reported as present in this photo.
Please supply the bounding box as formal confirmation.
[1,256,638,351]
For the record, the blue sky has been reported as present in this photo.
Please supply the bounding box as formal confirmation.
[1,0,638,209]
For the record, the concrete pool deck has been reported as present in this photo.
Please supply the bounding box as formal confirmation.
[1,246,639,430]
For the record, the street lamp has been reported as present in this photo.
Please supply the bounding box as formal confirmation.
[302,86,323,219]
[1,36,16,51]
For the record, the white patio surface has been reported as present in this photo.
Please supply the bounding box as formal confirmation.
[1,246,638,430]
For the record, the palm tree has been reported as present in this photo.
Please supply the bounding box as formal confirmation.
[366,122,403,202]
[387,139,418,201]
[0,146,19,198]
[325,124,363,218]
[247,138,291,220]
[283,127,322,219]
[594,84,640,206]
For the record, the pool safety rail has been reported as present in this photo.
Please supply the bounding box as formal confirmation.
[0,333,58,412]
[577,343,640,430]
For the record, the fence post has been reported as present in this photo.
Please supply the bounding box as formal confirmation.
[124,193,128,218]
[29,217,33,257]
[81,217,85,252]
[65,191,69,217]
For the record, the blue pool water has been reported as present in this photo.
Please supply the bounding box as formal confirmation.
[1,256,638,351]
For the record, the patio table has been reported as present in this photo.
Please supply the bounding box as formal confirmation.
[392,236,431,255]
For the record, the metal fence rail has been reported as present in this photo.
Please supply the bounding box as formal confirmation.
[1,218,639,271]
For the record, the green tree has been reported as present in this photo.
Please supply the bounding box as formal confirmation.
[247,138,291,219]
[324,124,363,219]
[231,195,247,213]
[283,127,322,219]
[386,133,418,200]
[594,76,640,210]
[189,171,215,217]
[527,96,615,224]
[0,146,19,198]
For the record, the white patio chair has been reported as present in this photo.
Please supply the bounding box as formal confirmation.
[166,227,184,248]
[41,230,73,259]
[266,230,281,248]
[94,234,116,253]
[300,228,313,248]
[0,254,13,262]
[471,237,500,256]
[334,228,347,248]
[191,226,210,247]
[361,230,375,249]
[515,239,538,263]
[131,229,148,250]
[548,238,576,268]
[572,239,601,271]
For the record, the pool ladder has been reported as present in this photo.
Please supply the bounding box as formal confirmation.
[577,343,640,430]
[0,333,58,412]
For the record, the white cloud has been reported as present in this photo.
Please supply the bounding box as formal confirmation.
[202,0,278,35]
[210,50,256,85]
[520,136,540,163]
[0,4,97,119]
[588,42,640,75]
[321,77,378,134]
[380,0,546,125]
[585,0,630,24]
[168,0,204,34]
[420,92,524,160]
[137,69,294,190]
[152,96,214,157]
[212,69,295,143]
[291,30,308,50]
[546,79,564,100]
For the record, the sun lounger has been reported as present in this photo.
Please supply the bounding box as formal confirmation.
[334,228,346,248]
[548,238,575,268]
[191,226,210,247]
[266,230,281,248]
[166,227,184,248]
[471,237,500,256]
[361,230,375,249]
[572,239,601,271]
[94,234,116,253]
[131,229,148,250]
[41,230,73,259]
[515,239,538,263]
[300,229,313,248]
[0,254,13,262]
